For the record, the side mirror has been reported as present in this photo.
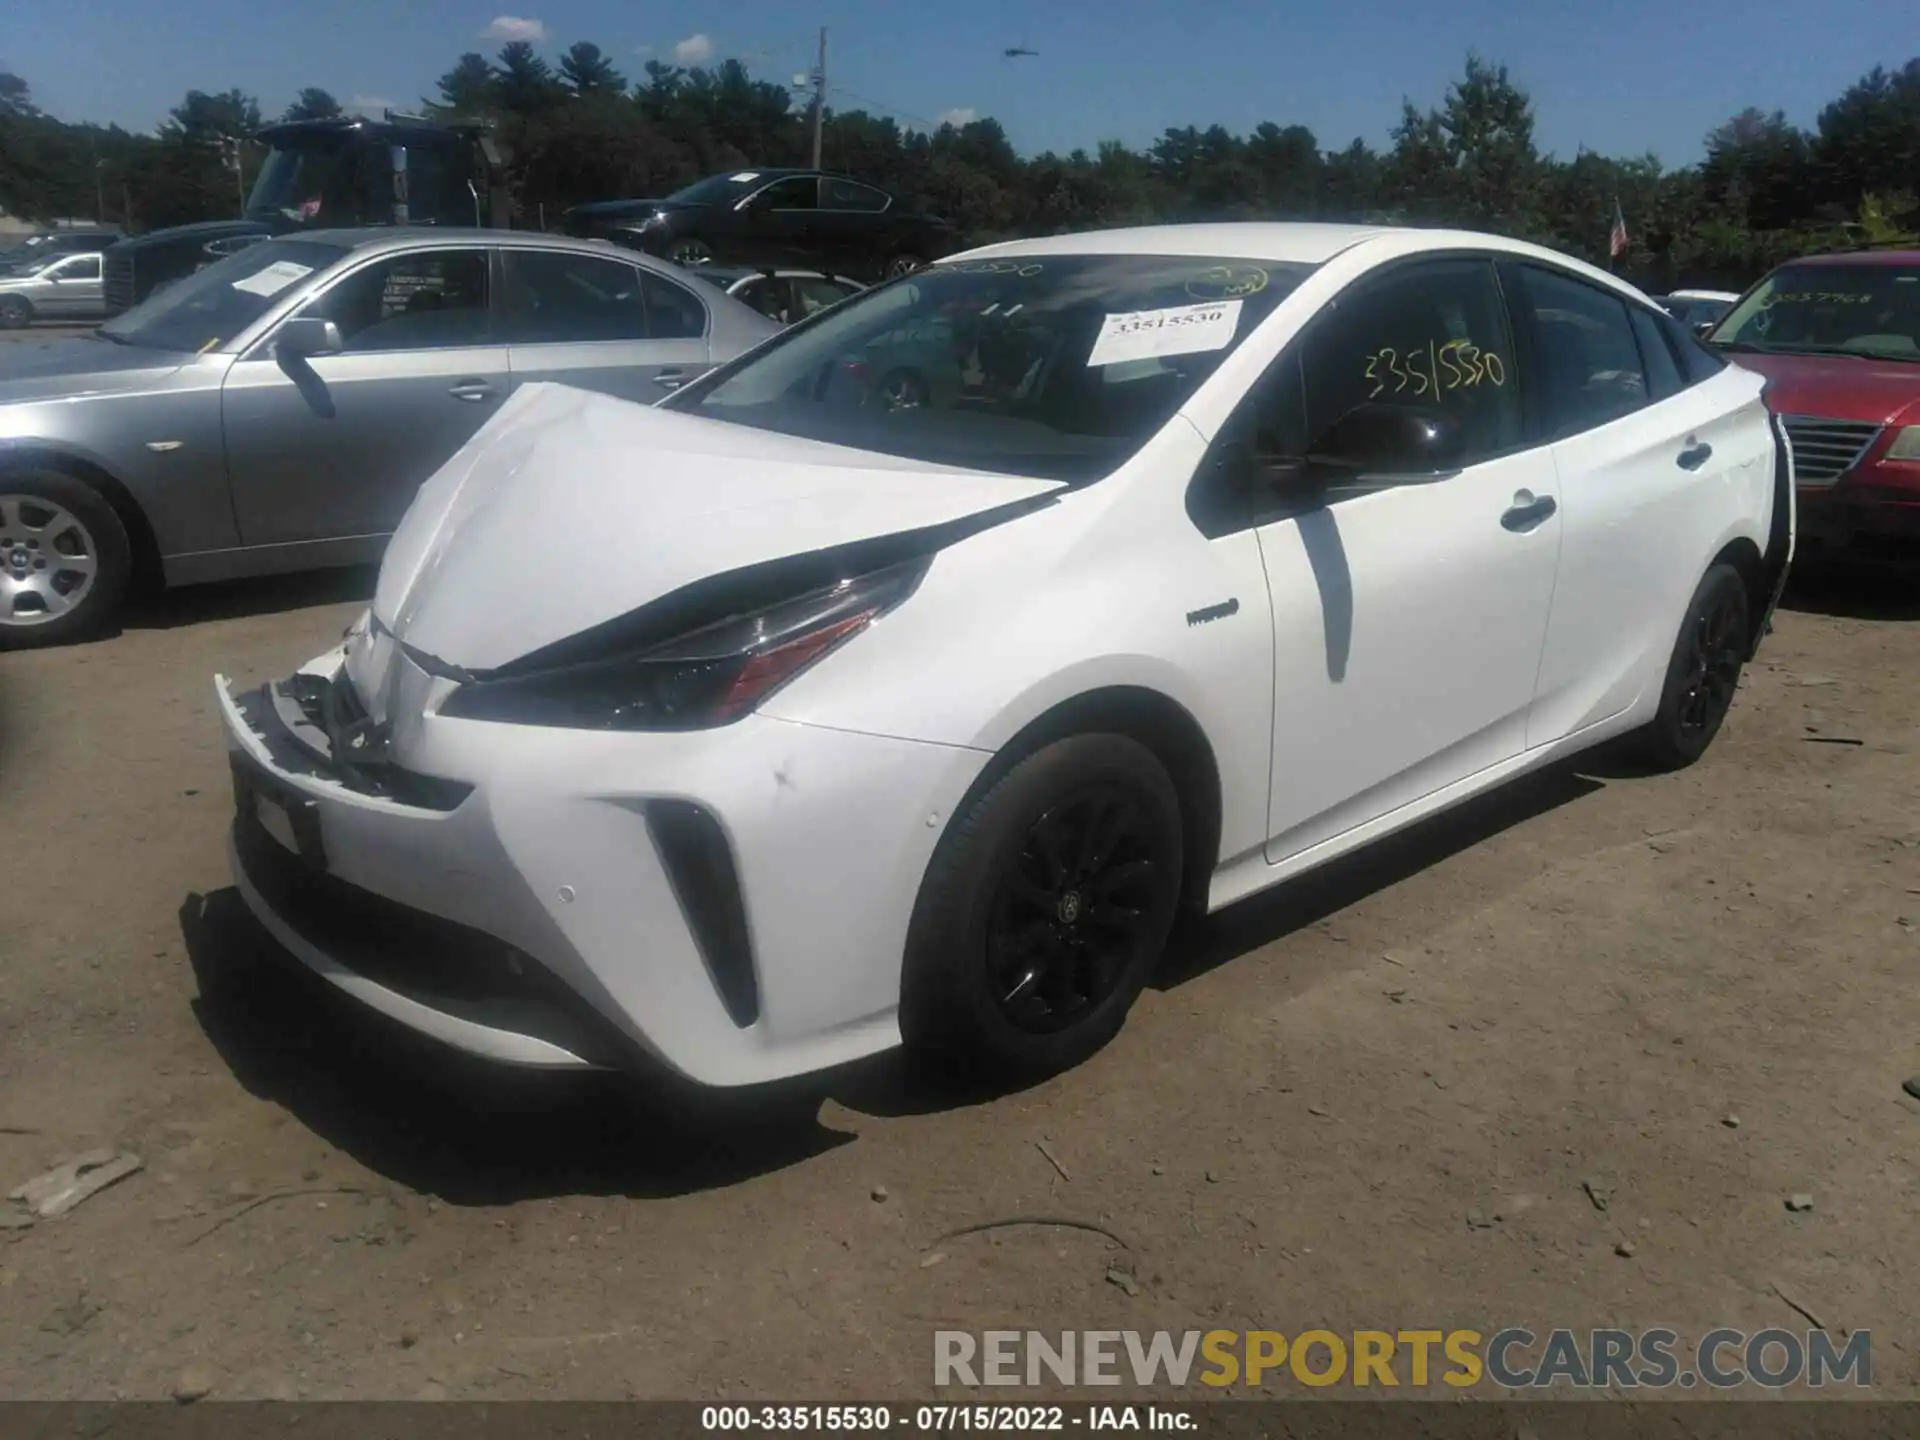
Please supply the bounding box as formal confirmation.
[276,316,344,360]
[1305,401,1466,483]
[1692,319,1715,338]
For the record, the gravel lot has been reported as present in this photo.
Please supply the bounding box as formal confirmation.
[2,322,1917,1400]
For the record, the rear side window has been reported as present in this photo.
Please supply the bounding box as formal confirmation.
[499,250,649,343]
[1514,266,1649,437]
[1657,309,1728,385]
[640,270,707,340]
[1629,306,1684,402]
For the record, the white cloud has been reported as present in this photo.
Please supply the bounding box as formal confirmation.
[480,15,547,41]
[937,107,976,128]
[349,95,395,116]
[673,33,715,64]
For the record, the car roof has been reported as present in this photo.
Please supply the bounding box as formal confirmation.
[295,227,648,260]
[947,222,1650,298]
[1791,249,1920,267]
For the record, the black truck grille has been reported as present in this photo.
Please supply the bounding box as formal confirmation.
[1782,416,1882,487]
[102,251,137,316]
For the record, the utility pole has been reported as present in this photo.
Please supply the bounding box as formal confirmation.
[810,26,827,170]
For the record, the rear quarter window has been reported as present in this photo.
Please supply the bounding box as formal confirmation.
[1656,309,1728,385]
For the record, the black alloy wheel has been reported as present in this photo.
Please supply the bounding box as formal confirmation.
[901,733,1183,1080]
[987,786,1168,1034]
[1634,562,1750,771]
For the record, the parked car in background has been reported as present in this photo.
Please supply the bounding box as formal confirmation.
[1655,289,1740,331]
[1706,248,1920,563]
[0,251,107,327]
[213,221,1788,1090]
[564,169,955,281]
[0,229,121,274]
[0,229,778,645]
[686,264,865,325]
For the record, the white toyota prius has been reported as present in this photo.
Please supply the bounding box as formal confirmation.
[215,222,1793,1089]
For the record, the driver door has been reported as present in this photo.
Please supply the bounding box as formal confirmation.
[220,245,508,548]
[1208,256,1565,862]
[735,176,820,266]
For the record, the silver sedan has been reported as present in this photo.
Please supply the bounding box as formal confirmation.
[0,228,780,645]
[0,251,107,328]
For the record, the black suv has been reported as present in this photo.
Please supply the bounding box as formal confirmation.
[563,169,954,282]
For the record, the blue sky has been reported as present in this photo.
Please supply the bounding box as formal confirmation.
[4,0,1900,165]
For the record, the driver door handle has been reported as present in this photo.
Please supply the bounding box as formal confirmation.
[1677,441,1714,471]
[1501,491,1558,533]
[448,379,496,403]
[653,368,690,390]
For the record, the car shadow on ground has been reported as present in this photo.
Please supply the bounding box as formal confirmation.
[130,566,377,631]
[179,888,857,1205]
[837,755,1610,1120]
[178,745,1625,1176]
[1778,562,1920,622]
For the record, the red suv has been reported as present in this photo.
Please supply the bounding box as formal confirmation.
[1706,248,1920,562]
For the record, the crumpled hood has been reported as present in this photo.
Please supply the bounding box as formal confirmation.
[1734,350,1920,427]
[373,382,1064,671]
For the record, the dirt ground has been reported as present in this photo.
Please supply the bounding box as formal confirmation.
[1,396,1917,1400]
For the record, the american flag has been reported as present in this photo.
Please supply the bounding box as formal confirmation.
[1609,200,1629,259]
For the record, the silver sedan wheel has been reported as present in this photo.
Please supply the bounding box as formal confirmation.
[0,494,100,627]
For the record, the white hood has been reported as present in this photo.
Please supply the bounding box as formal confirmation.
[374,382,1064,671]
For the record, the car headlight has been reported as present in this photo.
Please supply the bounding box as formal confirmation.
[1885,425,1920,462]
[436,557,928,731]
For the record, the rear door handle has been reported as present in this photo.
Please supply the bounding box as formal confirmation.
[448,380,496,403]
[1677,441,1713,470]
[1501,491,1558,533]
[653,368,691,390]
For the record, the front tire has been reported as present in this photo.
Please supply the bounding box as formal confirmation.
[0,297,32,330]
[0,470,133,648]
[1631,562,1749,771]
[667,238,714,268]
[901,734,1183,1082]
[884,252,925,281]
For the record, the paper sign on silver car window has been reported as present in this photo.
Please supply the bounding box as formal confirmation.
[231,261,315,298]
[1087,299,1242,369]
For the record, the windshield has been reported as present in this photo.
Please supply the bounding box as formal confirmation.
[246,137,383,225]
[4,254,61,278]
[1709,262,1920,361]
[667,171,775,206]
[666,253,1311,483]
[1666,296,1732,327]
[99,239,347,352]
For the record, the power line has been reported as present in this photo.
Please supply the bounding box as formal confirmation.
[826,84,945,133]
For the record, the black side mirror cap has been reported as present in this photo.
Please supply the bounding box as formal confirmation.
[1304,401,1467,483]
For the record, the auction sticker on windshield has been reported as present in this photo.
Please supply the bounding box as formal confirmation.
[1088,299,1243,368]
[231,260,315,298]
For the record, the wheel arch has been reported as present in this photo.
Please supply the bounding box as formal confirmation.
[1706,533,1767,655]
[0,441,163,593]
[945,684,1224,914]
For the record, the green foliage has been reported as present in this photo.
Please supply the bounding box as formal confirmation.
[3,50,1916,294]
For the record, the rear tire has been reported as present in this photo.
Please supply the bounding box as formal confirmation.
[0,469,133,648]
[900,734,1183,1082]
[884,253,924,280]
[667,238,714,268]
[1630,562,1749,771]
[0,296,31,330]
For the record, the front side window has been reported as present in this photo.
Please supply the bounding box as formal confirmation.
[99,238,350,352]
[499,250,648,343]
[755,177,819,211]
[1709,262,1920,362]
[1300,257,1523,463]
[793,276,858,316]
[51,255,101,281]
[667,253,1314,483]
[300,249,491,352]
[1515,266,1649,437]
